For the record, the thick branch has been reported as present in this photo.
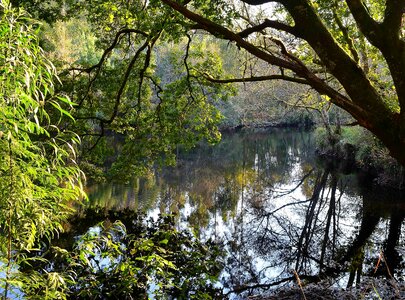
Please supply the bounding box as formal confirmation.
[158,0,405,167]
[203,73,308,85]
[160,0,363,121]
[282,0,390,124]
[345,0,382,47]
[161,0,299,71]
[345,0,405,121]
[380,0,405,120]
[382,0,405,37]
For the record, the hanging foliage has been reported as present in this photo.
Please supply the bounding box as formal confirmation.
[0,1,85,298]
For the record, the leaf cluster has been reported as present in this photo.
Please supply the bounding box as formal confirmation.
[0,2,85,298]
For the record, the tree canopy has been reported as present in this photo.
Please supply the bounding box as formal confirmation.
[156,0,405,166]
[17,0,401,169]
[11,0,405,169]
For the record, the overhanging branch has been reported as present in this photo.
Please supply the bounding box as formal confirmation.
[203,73,308,85]
[160,0,367,126]
[160,0,299,71]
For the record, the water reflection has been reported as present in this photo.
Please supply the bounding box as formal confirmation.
[84,128,405,297]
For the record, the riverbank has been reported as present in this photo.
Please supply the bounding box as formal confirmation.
[219,118,315,133]
[220,123,405,190]
[314,126,405,190]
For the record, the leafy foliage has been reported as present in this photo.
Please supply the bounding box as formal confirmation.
[34,0,236,181]
[0,2,85,298]
[152,0,405,167]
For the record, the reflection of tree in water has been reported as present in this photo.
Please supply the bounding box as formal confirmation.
[85,128,405,297]
[341,186,405,285]
[148,128,315,232]
[225,161,405,298]
[85,174,160,211]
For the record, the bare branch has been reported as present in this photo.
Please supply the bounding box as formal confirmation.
[345,0,405,114]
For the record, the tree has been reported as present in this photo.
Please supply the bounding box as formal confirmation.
[0,2,85,297]
[157,0,405,167]
[43,212,223,299]
[54,4,232,180]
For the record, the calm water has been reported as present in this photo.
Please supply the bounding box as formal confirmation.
[84,128,405,296]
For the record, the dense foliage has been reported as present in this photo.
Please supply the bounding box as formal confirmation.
[14,0,404,169]
[0,2,85,298]
[12,0,324,182]
[53,0,234,181]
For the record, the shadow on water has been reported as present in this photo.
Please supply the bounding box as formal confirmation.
[71,128,405,297]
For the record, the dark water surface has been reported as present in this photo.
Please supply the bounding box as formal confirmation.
[83,128,405,296]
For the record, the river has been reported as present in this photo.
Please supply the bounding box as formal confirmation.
[73,128,405,297]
